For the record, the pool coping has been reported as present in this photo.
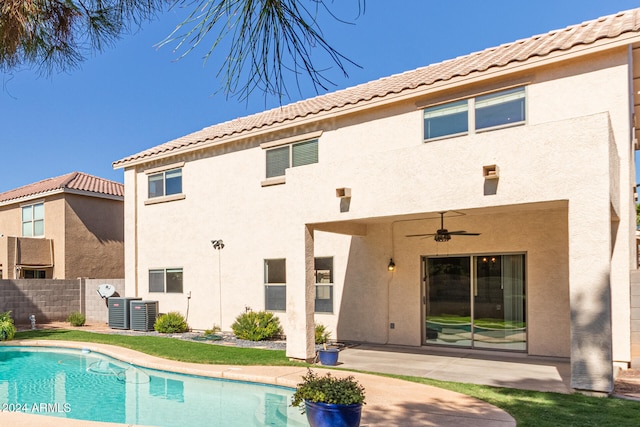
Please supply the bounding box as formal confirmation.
[1,340,516,427]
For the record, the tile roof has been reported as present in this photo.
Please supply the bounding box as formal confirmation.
[0,172,124,204]
[113,8,640,168]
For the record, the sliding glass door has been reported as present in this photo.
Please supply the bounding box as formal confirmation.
[424,254,526,351]
[424,257,472,347]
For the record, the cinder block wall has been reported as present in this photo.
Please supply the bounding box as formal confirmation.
[0,280,81,324]
[84,278,125,324]
[0,278,124,325]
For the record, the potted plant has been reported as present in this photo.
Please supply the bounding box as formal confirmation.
[315,324,339,366]
[291,369,365,427]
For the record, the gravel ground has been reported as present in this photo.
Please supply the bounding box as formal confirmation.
[109,329,289,350]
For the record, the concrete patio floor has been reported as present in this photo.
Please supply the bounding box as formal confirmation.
[337,342,573,394]
[0,340,516,427]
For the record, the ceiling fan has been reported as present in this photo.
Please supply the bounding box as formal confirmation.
[406,212,480,242]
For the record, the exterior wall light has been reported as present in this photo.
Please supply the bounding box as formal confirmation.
[388,258,396,272]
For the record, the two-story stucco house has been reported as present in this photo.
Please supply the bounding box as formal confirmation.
[0,172,124,279]
[114,9,640,393]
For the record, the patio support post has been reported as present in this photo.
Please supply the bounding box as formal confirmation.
[285,225,316,362]
[568,198,614,393]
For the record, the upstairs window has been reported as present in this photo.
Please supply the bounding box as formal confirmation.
[475,87,526,130]
[149,168,182,198]
[266,139,318,179]
[424,100,468,140]
[424,86,526,141]
[22,202,44,237]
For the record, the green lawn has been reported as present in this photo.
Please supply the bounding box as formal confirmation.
[13,329,304,366]
[395,375,640,427]
[10,329,640,426]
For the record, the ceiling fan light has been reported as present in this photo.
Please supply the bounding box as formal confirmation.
[434,234,451,242]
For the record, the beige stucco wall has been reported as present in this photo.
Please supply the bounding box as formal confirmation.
[123,46,635,391]
[63,194,124,279]
[0,195,65,278]
[0,206,22,239]
[329,206,570,358]
[0,193,124,279]
[44,196,65,278]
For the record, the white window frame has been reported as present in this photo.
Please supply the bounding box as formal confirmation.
[144,162,186,205]
[424,86,526,142]
[21,202,44,237]
[149,268,184,293]
[314,257,334,314]
[264,259,286,312]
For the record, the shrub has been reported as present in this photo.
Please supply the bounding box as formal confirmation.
[231,310,282,341]
[66,311,86,327]
[154,312,189,333]
[315,323,331,345]
[0,311,17,341]
[291,369,366,411]
[204,325,221,336]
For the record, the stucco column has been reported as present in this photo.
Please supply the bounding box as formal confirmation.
[568,200,614,393]
[285,225,316,361]
[123,168,138,298]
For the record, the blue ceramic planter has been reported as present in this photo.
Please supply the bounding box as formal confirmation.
[318,348,339,366]
[305,401,362,427]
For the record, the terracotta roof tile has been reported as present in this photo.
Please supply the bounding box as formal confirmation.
[113,7,640,167]
[0,172,124,204]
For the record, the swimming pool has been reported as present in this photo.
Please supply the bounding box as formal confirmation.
[0,346,308,426]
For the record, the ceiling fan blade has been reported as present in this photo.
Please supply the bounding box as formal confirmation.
[406,212,480,239]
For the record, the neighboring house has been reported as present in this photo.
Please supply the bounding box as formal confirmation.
[0,172,124,279]
[114,9,640,393]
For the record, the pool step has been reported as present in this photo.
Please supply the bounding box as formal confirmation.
[252,395,307,427]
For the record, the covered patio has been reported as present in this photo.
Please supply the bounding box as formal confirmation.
[287,200,618,393]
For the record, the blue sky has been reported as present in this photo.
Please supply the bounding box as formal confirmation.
[1,1,639,193]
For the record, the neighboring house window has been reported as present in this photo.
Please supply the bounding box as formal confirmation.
[424,86,525,140]
[22,203,44,237]
[264,259,286,311]
[266,139,318,179]
[315,257,334,313]
[23,269,46,279]
[148,168,182,198]
[149,268,183,293]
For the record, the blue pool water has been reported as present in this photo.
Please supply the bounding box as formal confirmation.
[0,347,308,426]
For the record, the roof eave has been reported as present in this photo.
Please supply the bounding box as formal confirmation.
[0,188,123,207]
